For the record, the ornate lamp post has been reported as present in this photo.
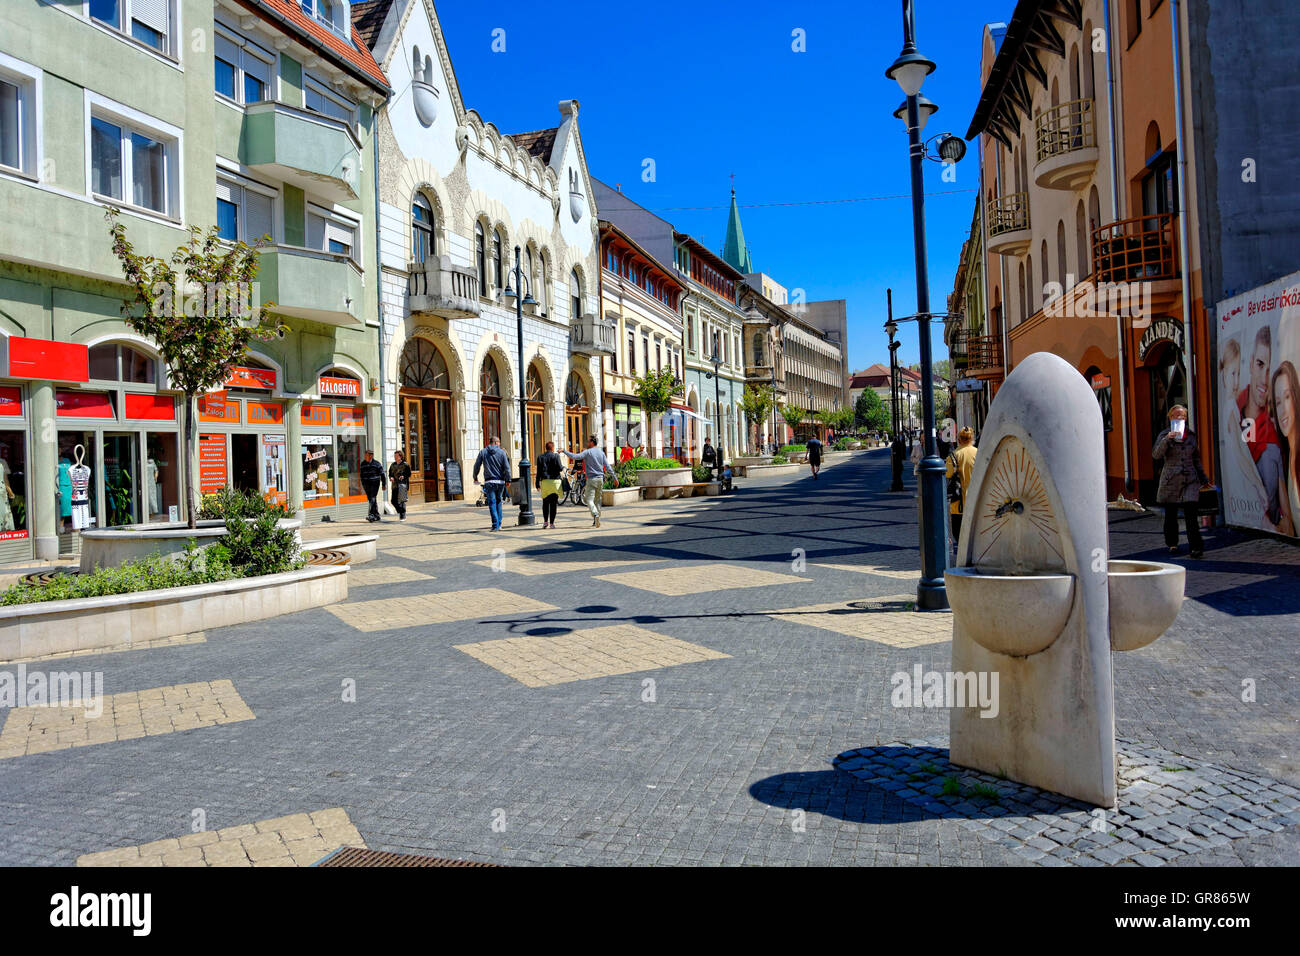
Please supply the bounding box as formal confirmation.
[502,245,537,526]
[705,343,725,480]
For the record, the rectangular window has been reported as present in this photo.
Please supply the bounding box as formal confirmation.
[214,31,273,105]
[626,331,636,374]
[307,206,358,262]
[91,0,174,55]
[300,0,350,38]
[217,175,274,243]
[305,77,355,126]
[0,56,38,177]
[88,99,178,217]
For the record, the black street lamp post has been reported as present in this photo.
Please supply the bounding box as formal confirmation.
[887,0,950,610]
[707,344,724,480]
[886,309,905,492]
[502,245,537,526]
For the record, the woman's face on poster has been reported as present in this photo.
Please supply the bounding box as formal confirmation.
[1274,373,1295,439]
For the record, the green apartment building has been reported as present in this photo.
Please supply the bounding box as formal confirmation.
[0,0,390,561]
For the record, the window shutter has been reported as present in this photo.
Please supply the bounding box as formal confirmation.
[131,0,171,35]
[245,191,273,242]
[324,219,354,251]
[307,213,325,251]
[216,179,236,204]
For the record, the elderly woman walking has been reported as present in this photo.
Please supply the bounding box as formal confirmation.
[1152,404,1211,558]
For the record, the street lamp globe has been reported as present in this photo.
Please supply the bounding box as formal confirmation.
[886,49,935,97]
[894,95,938,131]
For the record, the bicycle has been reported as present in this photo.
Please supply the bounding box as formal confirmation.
[560,465,586,506]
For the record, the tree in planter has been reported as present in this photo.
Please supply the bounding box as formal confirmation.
[780,404,805,442]
[632,368,680,458]
[107,210,282,529]
[855,388,891,434]
[740,383,774,454]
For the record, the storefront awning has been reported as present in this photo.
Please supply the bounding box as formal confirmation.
[677,409,711,425]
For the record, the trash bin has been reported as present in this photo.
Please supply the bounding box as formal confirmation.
[508,477,525,505]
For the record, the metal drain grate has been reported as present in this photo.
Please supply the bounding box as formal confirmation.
[306,548,351,566]
[315,847,500,867]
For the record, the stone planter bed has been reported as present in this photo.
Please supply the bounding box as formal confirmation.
[301,534,377,564]
[0,564,347,662]
[744,463,804,477]
[78,518,303,573]
[601,486,643,506]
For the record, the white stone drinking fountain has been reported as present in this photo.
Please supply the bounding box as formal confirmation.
[944,351,1184,807]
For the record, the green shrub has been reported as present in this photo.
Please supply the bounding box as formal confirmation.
[778,444,806,456]
[626,456,682,470]
[613,461,640,487]
[219,512,305,577]
[691,464,714,482]
[771,454,789,465]
[834,437,850,451]
[198,487,295,520]
[0,546,235,606]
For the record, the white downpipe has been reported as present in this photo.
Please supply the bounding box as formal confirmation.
[1102,0,1132,490]
[1170,0,1198,430]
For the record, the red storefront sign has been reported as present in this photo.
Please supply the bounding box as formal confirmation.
[319,375,360,397]
[225,365,276,390]
[0,386,21,416]
[8,337,89,383]
[55,391,114,417]
[335,405,365,428]
[247,401,283,426]
[124,393,176,421]
[1091,374,1111,390]
[301,404,332,427]
[198,395,240,424]
[198,434,227,495]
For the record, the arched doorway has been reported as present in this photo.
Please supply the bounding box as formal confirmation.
[1146,341,1187,439]
[399,337,455,501]
[565,371,588,453]
[525,360,546,461]
[480,354,503,449]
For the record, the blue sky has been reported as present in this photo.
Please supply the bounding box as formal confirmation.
[432,0,1011,372]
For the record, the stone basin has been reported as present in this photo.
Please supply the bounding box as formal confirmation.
[1107,560,1184,651]
[944,566,1075,657]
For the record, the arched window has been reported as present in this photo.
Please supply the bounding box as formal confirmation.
[89,342,156,384]
[480,356,501,397]
[1068,45,1080,102]
[525,362,544,402]
[565,371,587,407]
[492,228,504,292]
[1026,254,1036,317]
[1017,262,1027,324]
[474,221,486,297]
[753,332,765,366]
[400,338,449,391]
[1083,22,1096,99]
[538,251,549,315]
[412,193,434,263]
[1056,220,1067,291]
[570,268,582,320]
[1087,185,1102,270]
[1076,200,1089,278]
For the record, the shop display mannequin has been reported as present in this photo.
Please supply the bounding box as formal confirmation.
[69,445,92,531]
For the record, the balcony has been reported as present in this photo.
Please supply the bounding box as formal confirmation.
[258,246,364,327]
[570,312,617,356]
[965,334,1004,381]
[407,256,480,319]
[243,103,361,205]
[1091,213,1179,284]
[1034,98,1099,190]
[986,193,1031,256]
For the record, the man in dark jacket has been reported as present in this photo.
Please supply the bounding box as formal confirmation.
[473,436,511,531]
[701,440,715,467]
[1153,404,1211,558]
[360,450,387,522]
[388,451,412,520]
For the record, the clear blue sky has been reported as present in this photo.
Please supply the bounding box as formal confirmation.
[432,0,1011,372]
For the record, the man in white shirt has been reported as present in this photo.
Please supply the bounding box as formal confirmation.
[562,436,614,527]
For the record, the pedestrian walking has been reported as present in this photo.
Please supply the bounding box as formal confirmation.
[562,435,614,528]
[536,440,564,528]
[890,433,906,487]
[388,450,411,520]
[472,435,511,531]
[946,427,978,554]
[806,435,823,479]
[1153,405,1211,558]
[360,449,387,522]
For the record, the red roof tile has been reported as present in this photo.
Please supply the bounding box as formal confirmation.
[239,0,389,91]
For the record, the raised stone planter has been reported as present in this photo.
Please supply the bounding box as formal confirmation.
[601,485,643,506]
[634,467,693,490]
[78,518,303,573]
[732,456,772,467]
[0,565,347,661]
[745,463,803,477]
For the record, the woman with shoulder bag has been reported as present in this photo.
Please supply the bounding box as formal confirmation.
[536,441,564,528]
[946,427,978,555]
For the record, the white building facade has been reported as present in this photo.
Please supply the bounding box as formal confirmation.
[360,0,603,503]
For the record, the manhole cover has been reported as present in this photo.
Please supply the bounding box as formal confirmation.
[315,847,500,867]
[307,549,351,566]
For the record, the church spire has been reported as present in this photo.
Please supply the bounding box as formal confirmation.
[721,183,754,274]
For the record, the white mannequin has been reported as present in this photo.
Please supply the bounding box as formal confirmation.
[70,444,93,531]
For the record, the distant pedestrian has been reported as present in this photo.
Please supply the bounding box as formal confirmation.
[719,464,734,493]
[891,433,905,487]
[806,435,824,479]
[1153,405,1211,558]
[946,427,977,554]
[473,435,511,531]
[536,440,564,528]
[701,440,716,467]
[388,450,411,520]
[360,449,387,522]
[562,436,614,528]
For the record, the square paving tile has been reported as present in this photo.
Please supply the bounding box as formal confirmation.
[595,563,812,596]
[326,588,558,632]
[346,566,434,587]
[658,534,845,560]
[765,596,952,647]
[470,549,657,576]
[454,624,730,687]
[0,679,254,759]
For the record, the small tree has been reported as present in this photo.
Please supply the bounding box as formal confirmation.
[780,404,805,441]
[633,368,679,456]
[740,383,774,452]
[107,210,282,528]
[855,389,891,433]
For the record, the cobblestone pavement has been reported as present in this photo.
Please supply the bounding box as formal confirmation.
[0,449,1296,866]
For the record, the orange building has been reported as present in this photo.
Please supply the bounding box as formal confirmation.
[964,0,1211,502]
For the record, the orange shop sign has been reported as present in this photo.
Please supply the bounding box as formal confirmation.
[199,394,240,424]
[300,404,332,427]
[335,405,365,428]
[319,375,361,397]
[224,365,276,390]
[247,401,283,426]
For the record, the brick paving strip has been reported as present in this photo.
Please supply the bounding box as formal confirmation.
[0,632,206,665]
[832,738,1300,866]
[76,808,365,868]
[0,680,253,759]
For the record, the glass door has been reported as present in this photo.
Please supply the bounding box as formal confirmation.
[527,405,544,462]
[432,396,452,501]
[102,432,140,527]
[402,396,425,502]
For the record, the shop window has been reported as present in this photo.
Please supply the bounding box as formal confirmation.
[0,432,27,540]
[58,432,97,533]
[336,433,364,503]
[302,436,335,506]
